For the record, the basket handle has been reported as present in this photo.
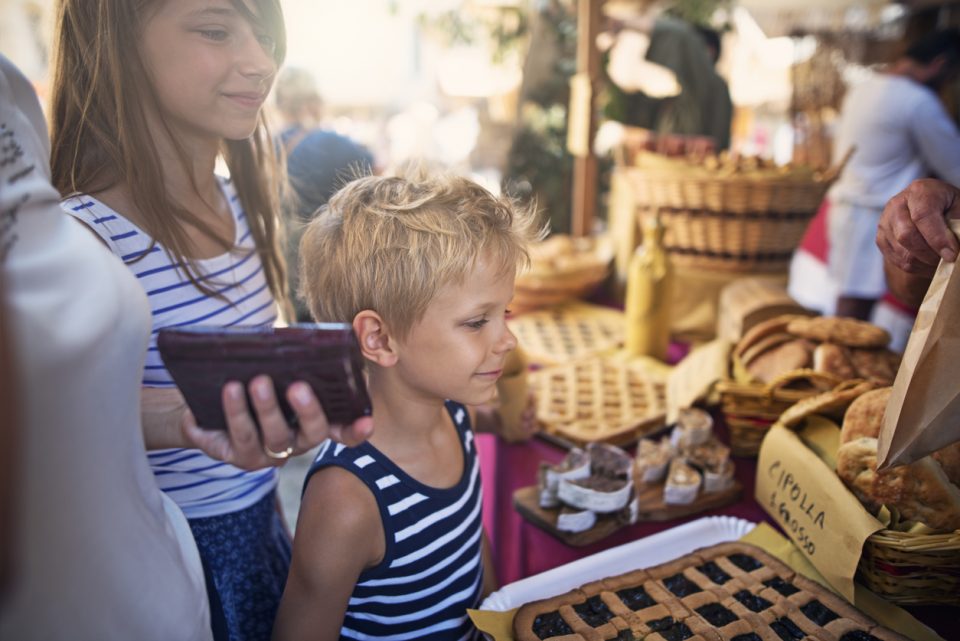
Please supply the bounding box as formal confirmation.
[818,146,855,183]
[765,368,840,397]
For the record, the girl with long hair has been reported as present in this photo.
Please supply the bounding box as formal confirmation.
[48,1,372,638]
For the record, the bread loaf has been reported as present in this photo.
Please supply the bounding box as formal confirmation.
[836,386,960,531]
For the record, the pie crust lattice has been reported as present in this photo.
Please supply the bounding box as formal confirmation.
[512,541,909,641]
[510,303,626,366]
[530,355,669,447]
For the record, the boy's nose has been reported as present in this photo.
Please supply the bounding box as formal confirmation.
[495,326,518,354]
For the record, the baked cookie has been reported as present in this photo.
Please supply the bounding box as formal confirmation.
[779,380,876,428]
[786,316,890,349]
[813,343,857,380]
[848,348,900,384]
[836,436,960,531]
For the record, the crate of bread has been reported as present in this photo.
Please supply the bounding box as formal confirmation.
[623,151,841,272]
[512,234,614,314]
[716,314,901,456]
[757,382,960,606]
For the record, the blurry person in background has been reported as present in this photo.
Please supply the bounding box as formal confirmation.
[604,2,731,151]
[789,29,960,349]
[274,66,375,322]
[695,25,733,152]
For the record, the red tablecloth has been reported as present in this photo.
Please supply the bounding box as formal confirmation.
[475,430,955,638]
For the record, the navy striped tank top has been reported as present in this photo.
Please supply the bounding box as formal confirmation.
[306,401,483,641]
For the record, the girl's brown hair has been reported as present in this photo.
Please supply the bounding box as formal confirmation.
[49,0,291,315]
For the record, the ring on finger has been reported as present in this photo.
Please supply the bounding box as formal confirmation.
[263,442,294,460]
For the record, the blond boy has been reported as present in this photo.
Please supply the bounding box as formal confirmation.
[274,173,543,641]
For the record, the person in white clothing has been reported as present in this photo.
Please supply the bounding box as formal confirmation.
[0,52,212,641]
[789,29,960,338]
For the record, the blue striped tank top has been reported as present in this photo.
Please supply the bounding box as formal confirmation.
[63,177,280,519]
[307,401,483,641]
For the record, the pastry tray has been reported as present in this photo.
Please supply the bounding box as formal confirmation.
[480,516,755,612]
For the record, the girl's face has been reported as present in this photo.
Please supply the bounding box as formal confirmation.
[392,253,518,408]
[140,0,278,143]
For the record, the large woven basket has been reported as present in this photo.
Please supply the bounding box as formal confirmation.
[512,235,613,314]
[859,528,960,605]
[717,369,840,457]
[624,155,840,272]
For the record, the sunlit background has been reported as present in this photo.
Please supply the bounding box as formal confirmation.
[1,0,950,233]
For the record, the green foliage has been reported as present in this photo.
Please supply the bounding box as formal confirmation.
[504,0,578,235]
[664,0,732,29]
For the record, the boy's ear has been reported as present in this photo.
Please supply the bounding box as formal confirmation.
[353,310,398,367]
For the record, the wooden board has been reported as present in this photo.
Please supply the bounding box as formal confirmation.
[513,479,742,547]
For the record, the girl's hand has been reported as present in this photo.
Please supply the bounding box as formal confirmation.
[182,376,374,470]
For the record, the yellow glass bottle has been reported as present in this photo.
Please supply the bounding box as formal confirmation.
[625,215,672,361]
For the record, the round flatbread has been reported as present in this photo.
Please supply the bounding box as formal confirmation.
[839,386,892,443]
[779,379,876,428]
[786,316,890,348]
[848,348,900,383]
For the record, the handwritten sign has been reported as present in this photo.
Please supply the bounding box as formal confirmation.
[756,424,883,602]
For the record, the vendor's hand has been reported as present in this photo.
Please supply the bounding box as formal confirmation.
[183,376,374,470]
[877,178,960,278]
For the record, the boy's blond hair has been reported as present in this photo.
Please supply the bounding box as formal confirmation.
[299,172,544,339]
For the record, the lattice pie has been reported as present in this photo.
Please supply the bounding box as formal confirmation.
[512,541,909,641]
[530,356,668,447]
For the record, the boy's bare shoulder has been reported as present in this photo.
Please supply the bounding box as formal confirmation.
[302,464,379,526]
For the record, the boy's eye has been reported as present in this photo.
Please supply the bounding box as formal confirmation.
[466,318,489,330]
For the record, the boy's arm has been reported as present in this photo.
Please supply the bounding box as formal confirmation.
[273,466,384,641]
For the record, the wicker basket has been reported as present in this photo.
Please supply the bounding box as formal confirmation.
[623,156,840,272]
[717,369,840,456]
[512,235,613,314]
[859,528,960,605]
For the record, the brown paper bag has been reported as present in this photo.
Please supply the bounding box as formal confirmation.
[878,220,960,470]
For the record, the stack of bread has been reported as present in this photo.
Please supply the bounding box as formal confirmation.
[733,315,901,386]
[836,387,960,532]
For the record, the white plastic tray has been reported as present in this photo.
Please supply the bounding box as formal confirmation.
[480,516,755,612]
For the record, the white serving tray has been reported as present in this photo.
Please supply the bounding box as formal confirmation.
[480,515,755,612]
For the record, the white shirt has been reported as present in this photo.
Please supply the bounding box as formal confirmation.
[830,72,960,209]
[0,54,211,641]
